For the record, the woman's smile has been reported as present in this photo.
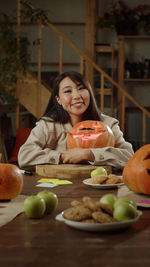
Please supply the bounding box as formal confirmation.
[71,102,84,108]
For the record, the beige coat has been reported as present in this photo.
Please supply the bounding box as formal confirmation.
[18,113,134,169]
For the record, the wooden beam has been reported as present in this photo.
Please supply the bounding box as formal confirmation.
[37,19,42,119]
[16,0,21,129]
[59,36,63,74]
[0,133,8,163]
[85,0,96,87]
[117,36,125,126]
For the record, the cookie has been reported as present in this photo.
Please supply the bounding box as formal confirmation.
[71,200,83,207]
[106,174,122,184]
[90,175,108,184]
[92,211,115,223]
[63,206,92,221]
[82,196,101,212]
[99,202,113,215]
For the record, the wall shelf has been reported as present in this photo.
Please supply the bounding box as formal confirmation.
[124,78,150,82]
[117,35,150,144]
[118,35,150,87]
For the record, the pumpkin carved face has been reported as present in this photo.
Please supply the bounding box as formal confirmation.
[123,144,150,195]
[67,120,115,149]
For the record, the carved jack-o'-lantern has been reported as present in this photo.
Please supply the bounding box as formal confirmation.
[67,120,115,149]
[123,144,150,195]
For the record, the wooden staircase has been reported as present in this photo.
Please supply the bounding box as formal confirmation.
[15,0,150,146]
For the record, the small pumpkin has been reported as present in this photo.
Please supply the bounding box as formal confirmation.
[123,144,150,195]
[67,120,115,149]
[0,163,23,200]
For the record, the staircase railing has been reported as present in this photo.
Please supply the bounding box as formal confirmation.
[17,0,150,145]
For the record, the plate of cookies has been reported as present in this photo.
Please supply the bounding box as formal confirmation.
[56,196,142,232]
[83,174,124,189]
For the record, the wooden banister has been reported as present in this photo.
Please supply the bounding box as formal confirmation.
[100,73,104,112]
[142,113,146,145]
[59,36,63,74]
[80,56,84,75]
[37,19,42,119]
[16,0,21,129]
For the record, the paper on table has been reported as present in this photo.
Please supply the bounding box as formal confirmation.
[37,178,59,183]
[0,194,26,227]
[54,180,72,185]
[117,185,150,207]
[37,178,72,185]
[36,182,57,188]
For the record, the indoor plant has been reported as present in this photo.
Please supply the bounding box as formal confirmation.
[0,0,48,106]
[97,0,150,35]
[0,12,30,105]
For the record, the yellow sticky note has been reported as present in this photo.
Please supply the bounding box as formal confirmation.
[54,180,72,185]
[37,178,72,185]
[37,178,59,183]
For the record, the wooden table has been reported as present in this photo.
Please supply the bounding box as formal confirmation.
[0,173,150,267]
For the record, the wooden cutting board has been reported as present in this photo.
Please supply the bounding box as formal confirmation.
[36,164,112,179]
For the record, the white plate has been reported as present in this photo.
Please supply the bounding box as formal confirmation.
[137,200,150,208]
[56,210,142,232]
[83,177,124,189]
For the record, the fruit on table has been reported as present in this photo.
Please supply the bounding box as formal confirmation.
[113,201,138,222]
[24,191,58,219]
[99,193,138,222]
[0,163,23,200]
[24,195,46,219]
[99,193,117,208]
[67,120,115,149]
[37,191,58,214]
[91,167,107,178]
[114,197,136,209]
[123,144,150,194]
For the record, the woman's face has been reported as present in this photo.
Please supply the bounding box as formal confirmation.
[56,77,90,124]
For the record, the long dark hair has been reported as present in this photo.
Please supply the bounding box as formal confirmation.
[42,71,101,123]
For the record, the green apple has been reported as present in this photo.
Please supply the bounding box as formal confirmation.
[24,195,46,219]
[100,193,117,208]
[91,167,107,178]
[114,197,136,209]
[113,202,138,222]
[37,191,58,214]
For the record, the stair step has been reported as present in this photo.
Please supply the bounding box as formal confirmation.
[23,79,38,84]
[95,88,113,95]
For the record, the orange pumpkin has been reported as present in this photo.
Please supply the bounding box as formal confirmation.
[0,163,23,200]
[123,144,150,195]
[67,120,115,149]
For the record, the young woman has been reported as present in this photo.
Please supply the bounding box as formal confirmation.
[18,71,134,169]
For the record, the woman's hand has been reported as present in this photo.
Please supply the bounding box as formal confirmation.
[60,148,95,164]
